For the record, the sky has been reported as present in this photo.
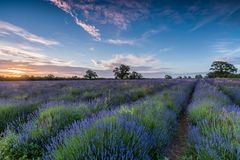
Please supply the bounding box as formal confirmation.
[0,0,240,78]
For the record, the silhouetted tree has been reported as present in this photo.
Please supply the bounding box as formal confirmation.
[177,76,182,79]
[113,64,130,79]
[165,75,172,79]
[46,74,55,80]
[195,74,203,79]
[84,70,98,79]
[208,61,237,78]
[129,71,143,79]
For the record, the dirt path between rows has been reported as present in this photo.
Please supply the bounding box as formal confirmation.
[166,83,196,160]
[167,112,189,160]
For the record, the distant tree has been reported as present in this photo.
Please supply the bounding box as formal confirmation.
[46,74,55,80]
[165,75,172,79]
[208,61,237,78]
[84,70,98,79]
[183,76,187,79]
[177,76,182,79]
[71,76,79,80]
[188,76,192,79]
[195,74,203,79]
[113,64,130,79]
[129,71,143,79]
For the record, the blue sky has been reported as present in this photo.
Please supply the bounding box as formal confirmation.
[0,0,240,77]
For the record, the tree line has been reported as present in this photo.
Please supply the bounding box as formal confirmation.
[84,64,143,80]
[164,61,239,79]
[0,61,239,81]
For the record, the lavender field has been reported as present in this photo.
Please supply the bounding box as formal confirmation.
[0,79,239,160]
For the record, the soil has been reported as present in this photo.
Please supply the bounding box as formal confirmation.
[166,112,189,160]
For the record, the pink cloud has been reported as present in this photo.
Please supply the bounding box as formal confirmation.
[107,39,135,45]
[49,0,70,12]
[91,54,158,69]
[73,1,148,30]
[50,0,101,40]
[73,17,101,41]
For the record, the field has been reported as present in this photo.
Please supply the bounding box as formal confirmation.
[0,79,239,160]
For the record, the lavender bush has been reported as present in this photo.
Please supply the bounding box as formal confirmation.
[43,81,194,159]
[186,81,240,160]
[0,79,179,159]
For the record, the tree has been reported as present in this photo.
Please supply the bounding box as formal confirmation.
[177,76,182,79]
[195,74,203,79]
[84,70,98,79]
[113,64,130,79]
[46,74,55,80]
[129,71,143,79]
[208,61,237,78]
[165,75,172,79]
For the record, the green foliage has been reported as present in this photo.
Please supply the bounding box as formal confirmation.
[51,115,149,160]
[81,91,102,100]
[128,88,146,101]
[165,75,172,79]
[188,101,216,125]
[129,71,143,79]
[37,106,87,135]
[113,64,131,79]
[0,132,20,160]
[208,61,238,78]
[83,70,98,80]
[195,74,203,79]
[0,103,38,133]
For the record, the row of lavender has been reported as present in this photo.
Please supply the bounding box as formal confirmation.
[209,79,240,105]
[0,80,174,133]
[185,81,240,159]
[43,81,194,159]
[0,80,194,159]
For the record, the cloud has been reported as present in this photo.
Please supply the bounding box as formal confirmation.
[190,1,240,31]
[216,47,240,64]
[50,0,101,40]
[212,40,234,53]
[106,27,168,46]
[89,47,95,51]
[213,39,240,68]
[0,21,59,45]
[0,31,9,37]
[49,0,70,12]
[140,27,168,39]
[158,47,172,52]
[0,60,87,77]
[0,44,71,66]
[73,18,101,40]
[107,39,135,45]
[131,66,171,73]
[73,0,149,30]
[157,8,183,24]
[0,59,169,78]
[190,15,218,31]
[91,54,158,69]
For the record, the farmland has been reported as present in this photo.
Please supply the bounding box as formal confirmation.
[0,79,239,160]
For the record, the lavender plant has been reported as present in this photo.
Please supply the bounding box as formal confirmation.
[43,82,194,160]
[186,81,240,160]
[0,79,175,159]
